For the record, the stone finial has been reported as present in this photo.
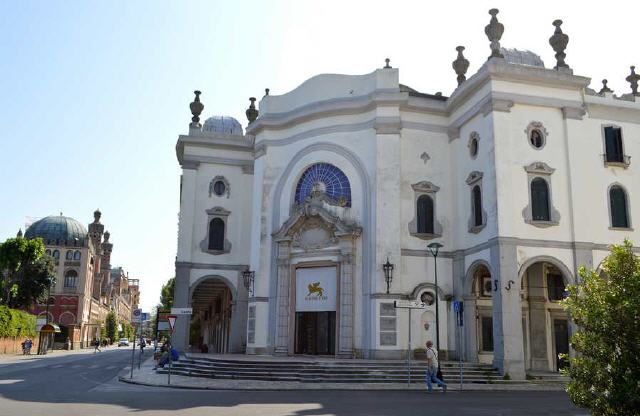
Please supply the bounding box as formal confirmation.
[384,58,391,68]
[484,8,505,60]
[189,90,204,127]
[103,231,110,242]
[626,66,640,96]
[452,46,470,86]
[246,97,258,123]
[549,19,569,69]
[599,79,613,94]
[93,209,101,222]
[16,228,23,238]
[264,88,270,96]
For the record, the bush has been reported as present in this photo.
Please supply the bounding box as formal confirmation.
[0,306,37,337]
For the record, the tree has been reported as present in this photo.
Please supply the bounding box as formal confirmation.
[0,237,55,308]
[105,311,117,343]
[562,240,640,415]
[159,277,175,310]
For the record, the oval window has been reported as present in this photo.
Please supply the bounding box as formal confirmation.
[213,181,226,196]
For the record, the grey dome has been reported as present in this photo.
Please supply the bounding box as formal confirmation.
[203,115,243,135]
[25,215,88,247]
[502,48,545,68]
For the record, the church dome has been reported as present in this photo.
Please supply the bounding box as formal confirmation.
[502,48,545,68]
[25,215,88,247]
[203,115,243,135]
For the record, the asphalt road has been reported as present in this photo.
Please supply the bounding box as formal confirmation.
[0,349,587,416]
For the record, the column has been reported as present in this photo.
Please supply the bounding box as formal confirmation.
[172,262,190,352]
[274,242,291,355]
[462,296,478,362]
[338,239,355,357]
[490,243,526,379]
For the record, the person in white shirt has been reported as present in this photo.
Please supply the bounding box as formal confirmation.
[425,340,447,392]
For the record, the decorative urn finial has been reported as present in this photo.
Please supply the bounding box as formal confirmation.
[626,66,640,96]
[549,19,569,69]
[246,97,258,123]
[16,228,23,238]
[384,58,391,68]
[452,46,470,86]
[189,90,204,127]
[103,231,110,242]
[93,209,101,222]
[599,79,613,94]
[264,88,270,96]
[484,8,505,60]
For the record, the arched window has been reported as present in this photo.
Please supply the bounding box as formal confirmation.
[609,186,629,228]
[208,218,225,251]
[73,251,81,261]
[52,250,60,259]
[416,195,434,234]
[531,178,550,221]
[64,270,78,288]
[65,250,73,260]
[472,186,483,227]
[294,163,351,207]
[45,249,51,256]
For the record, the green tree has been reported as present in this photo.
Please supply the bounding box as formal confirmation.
[105,311,117,343]
[562,240,640,415]
[159,277,175,310]
[0,237,55,308]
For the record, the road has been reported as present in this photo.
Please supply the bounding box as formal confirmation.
[0,349,586,416]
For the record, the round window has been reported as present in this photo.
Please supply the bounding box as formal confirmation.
[469,138,478,157]
[213,180,226,196]
[530,129,544,149]
[420,291,435,306]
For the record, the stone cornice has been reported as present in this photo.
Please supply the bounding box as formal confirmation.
[175,134,254,165]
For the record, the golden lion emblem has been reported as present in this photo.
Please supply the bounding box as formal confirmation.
[307,281,324,297]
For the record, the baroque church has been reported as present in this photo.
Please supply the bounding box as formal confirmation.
[173,9,639,379]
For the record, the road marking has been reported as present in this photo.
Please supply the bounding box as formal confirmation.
[106,366,117,370]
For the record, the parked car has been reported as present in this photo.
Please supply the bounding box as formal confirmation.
[118,338,130,347]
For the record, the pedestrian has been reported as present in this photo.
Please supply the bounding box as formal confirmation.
[139,337,146,354]
[425,340,446,393]
[93,338,101,353]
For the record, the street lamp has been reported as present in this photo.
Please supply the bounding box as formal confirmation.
[427,242,443,369]
[382,258,394,294]
[242,270,255,297]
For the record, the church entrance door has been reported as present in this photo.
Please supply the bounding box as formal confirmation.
[295,311,335,355]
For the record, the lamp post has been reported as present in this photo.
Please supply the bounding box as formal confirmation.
[242,270,255,297]
[382,258,394,294]
[38,274,54,355]
[427,242,443,369]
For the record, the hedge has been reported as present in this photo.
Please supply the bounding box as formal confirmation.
[0,306,37,337]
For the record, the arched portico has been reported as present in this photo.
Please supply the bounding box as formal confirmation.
[519,256,572,372]
[189,275,246,354]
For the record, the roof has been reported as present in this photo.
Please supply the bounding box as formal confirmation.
[24,215,88,247]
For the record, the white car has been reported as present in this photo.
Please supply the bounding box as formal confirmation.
[118,338,130,347]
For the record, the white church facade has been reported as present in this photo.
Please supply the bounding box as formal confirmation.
[172,9,640,379]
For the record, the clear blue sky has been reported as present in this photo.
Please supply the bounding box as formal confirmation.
[1,1,637,311]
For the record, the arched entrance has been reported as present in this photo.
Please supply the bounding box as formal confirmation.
[465,262,494,364]
[520,259,570,372]
[190,277,234,354]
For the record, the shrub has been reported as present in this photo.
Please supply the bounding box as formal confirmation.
[0,306,37,337]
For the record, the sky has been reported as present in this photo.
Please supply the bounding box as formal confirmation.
[1,0,638,312]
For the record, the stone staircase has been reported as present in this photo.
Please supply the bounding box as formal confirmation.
[156,355,509,384]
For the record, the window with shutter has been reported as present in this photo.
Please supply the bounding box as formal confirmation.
[208,218,225,250]
[531,178,551,221]
[604,127,624,163]
[472,186,483,226]
[610,186,629,228]
[417,195,434,234]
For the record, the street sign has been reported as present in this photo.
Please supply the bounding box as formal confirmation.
[453,300,463,313]
[170,307,193,315]
[133,308,142,318]
[141,312,149,321]
[394,300,426,309]
[167,315,177,332]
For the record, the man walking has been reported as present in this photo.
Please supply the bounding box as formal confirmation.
[425,340,446,392]
[93,338,101,353]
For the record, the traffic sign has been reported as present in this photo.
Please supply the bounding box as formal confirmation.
[167,315,177,332]
[394,300,426,309]
[170,307,193,315]
[133,308,142,318]
[141,312,149,321]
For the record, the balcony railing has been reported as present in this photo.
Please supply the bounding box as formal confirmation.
[604,153,631,167]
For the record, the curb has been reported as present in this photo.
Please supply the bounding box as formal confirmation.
[117,376,567,392]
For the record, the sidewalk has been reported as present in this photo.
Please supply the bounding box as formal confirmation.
[0,345,120,365]
[119,355,568,392]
